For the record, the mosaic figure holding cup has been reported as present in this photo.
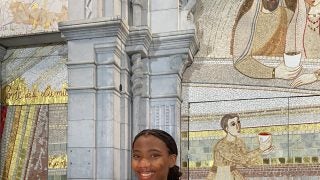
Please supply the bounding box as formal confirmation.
[206,114,273,180]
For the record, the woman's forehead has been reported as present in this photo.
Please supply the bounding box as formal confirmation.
[134,134,166,147]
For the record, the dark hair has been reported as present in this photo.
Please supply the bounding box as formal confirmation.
[132,129,182,180]
[220,113,239,132]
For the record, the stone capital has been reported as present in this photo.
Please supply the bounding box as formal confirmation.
[149,29,199,59]
[59,17,129,43]
[131,0,143,7]
[126,26,152,57]
[149,29,199,77]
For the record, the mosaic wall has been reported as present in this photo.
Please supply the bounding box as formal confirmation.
[0,105,49,179]
[0,44,68,179]
[181,96,320,179]
[181,0,320,179]
[0,0,68,37]
[1,43,68,105]
[0,104,67,180]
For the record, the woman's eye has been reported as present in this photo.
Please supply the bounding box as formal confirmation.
[231,122,236,126]
[237,121,241,124]
[132,154,140,159]
[151,154,160,158]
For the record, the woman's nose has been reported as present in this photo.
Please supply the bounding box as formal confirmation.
[138,158,151,168]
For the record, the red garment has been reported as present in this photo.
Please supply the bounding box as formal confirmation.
[0,106,7,139]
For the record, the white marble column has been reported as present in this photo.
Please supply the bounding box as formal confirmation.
[126,26,152,137]
[66,42,97,179]
[131,53,150,136]
[148,30,198,141]
[59,18,129,180]
[119,53,132,180]
[95,42,122,180]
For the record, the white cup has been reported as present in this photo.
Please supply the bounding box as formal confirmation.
[283,52,301,68]
[258,132,272,145]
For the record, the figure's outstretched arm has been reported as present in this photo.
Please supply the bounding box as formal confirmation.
[234,56,275,79]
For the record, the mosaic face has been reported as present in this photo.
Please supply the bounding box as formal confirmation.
[262,0,280,12]
[226,117,241,137]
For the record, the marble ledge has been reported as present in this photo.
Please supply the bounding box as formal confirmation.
[59,17,129,42]
[149,29,199,58]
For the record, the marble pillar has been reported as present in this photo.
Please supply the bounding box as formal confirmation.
[148,30,198,141]
[59,18,130,180]
[126,26,152,137]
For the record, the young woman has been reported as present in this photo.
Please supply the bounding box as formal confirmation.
[132,129,182,180]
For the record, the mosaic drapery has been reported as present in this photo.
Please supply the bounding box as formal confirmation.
[0,104,67,180]
[1,44,68,179]
[0,105,48,179]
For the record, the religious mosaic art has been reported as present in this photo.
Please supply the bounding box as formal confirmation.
[181,0,320,179]
[0,104,67,180]
[1,43,68,105]
[0,44,68,179]
[0,0,68,37]
[181,96,320,179]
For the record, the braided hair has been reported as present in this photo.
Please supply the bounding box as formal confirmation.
[132,129,182,180]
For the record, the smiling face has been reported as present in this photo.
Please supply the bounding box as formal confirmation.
[132,134,177,180]
[262,0,279,12]
[226,117,241,137]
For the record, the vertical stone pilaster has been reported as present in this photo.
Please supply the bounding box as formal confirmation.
[67,62,97,179]
[131,53,150,136]
[148,30,198,142]
[122,0,130,25]
[59,18,129,180]
[130,0,150,27]
[132,0,143,26]
[95,42,122,179]
[126,26,152,138]
[119,54,132,180]
[66,37,97,179]
[148,55,184,140]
